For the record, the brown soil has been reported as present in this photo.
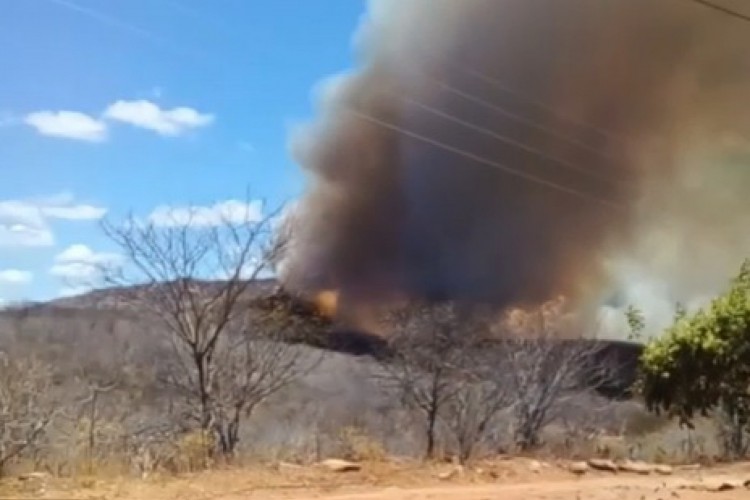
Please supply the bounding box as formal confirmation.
[4,458,749,500]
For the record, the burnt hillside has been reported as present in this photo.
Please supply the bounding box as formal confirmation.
[1,280,643,399]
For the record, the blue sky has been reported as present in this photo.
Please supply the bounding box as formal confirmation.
[0,0,366,303]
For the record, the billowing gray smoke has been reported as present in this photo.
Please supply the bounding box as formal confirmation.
[286,0,750,330]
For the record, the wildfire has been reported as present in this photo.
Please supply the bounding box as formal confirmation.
[314,290,339,318]
[311,290,393,335]
[497,295,578,338]
[309,288,579,339]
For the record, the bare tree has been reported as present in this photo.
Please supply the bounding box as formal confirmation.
[0,353,59,474]
[374,302,511,462]
[100,201,322,456]
[441,376,514,463]
[0,305,161,474]
[72,370,119,474]
[497,313,613,451]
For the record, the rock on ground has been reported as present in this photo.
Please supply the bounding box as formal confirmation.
[320,459,362,472]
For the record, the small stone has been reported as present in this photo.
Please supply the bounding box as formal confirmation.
[677,464,701,471]
[682,480,742,492]
[588,458,618,472]
[654,465,674,475]
[276,461,303,471]
[437,467,462,480]
[569,461,589,474]
[711,481,740,492]
[18,472,49,481]
[529,460,542,474]
[617,459,653,475]
[319,458,361,472]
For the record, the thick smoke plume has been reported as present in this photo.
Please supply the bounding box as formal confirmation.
[286,0,750,336]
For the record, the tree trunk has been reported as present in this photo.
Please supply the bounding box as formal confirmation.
[87,391,99,474]
[515,405,546,451]
[194,352,213,433]
[426,403,438,459]
[215,408,242,457]
[457,437,472,465]
[731,413,744,458]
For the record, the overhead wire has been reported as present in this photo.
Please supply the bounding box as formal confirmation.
[453,64,633,149]
[45,0,633,211]
[396,92,632,189]
[346,108,626,211]
[131,1,631,209]
[41,0,208,60]
[43,0,169,45]
[687,0,750,22]
[420,71,622,164]
[46,0,631,190]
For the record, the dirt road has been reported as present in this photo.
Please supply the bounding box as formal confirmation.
[284,475,748,500]
[277,467,750,500]
[19,460,747,500]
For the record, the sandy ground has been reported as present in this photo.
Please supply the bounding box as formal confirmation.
[284,476,750,500]
[4,459,749,499]
[264,461,750,500]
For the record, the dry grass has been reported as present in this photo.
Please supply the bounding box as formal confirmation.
[0,408,744,498]
[336,426,388,462]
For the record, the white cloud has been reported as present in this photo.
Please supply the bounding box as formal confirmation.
[0,200,54,247]
[58,286,94,298]
[21,99,212,141]
[31,190,107,220]
[54,244,120,265]
[104,99,214,136]
[24,110,107,142]
[0,269,33,286]
[41,204,107,220]
[0,195,107,248]
[148,200,263,227]
[50,244,121,285]
[0,224,53,247]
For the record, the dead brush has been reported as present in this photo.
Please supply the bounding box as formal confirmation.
[336,426,387,462]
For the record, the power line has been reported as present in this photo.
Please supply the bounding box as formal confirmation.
[347,108,625,211]
[407,58,631,154]
[94,0,627,176]
[422,72,621,164]
[45,0,629,210]
[454,64,632,148]
[42,0,206,59]
[397,93,631,189]
[687,0,750,22]
[44,0,163,43]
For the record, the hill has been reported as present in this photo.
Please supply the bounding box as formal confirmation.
[1,280,643,397]
[0,280,662,473]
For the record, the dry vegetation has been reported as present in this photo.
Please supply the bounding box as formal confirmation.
[0,211,746,498]
[0,301,741,478]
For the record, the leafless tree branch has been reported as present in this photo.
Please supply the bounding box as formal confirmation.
[98,198,322,456]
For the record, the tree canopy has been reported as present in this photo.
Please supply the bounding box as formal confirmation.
[639,260,750,440]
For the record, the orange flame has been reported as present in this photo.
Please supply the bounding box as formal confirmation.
[314,290,339,318]
[495,295,577,338]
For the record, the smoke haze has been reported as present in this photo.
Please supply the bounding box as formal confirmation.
[286,0,750,337]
